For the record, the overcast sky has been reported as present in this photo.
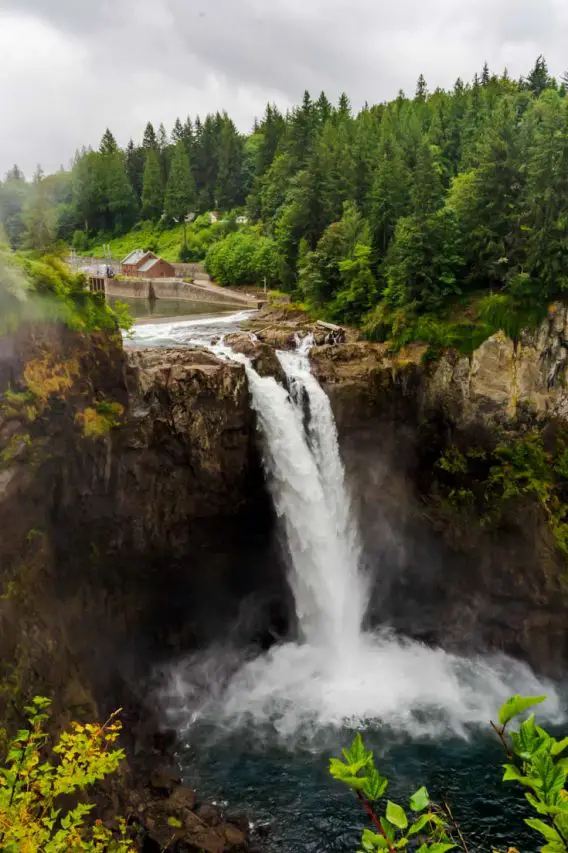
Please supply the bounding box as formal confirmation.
[1,0,567,177]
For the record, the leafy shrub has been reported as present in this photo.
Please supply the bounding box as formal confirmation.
[0,696,135,852]
[433,432,568,561]
[205,230,282,287]
[332,695,567,853]
[477,293,548,341]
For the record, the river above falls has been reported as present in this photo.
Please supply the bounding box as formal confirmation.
[124,307,256,347]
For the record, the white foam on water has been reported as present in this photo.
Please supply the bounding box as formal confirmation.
[164,335,564,741]
[126,309,255,348]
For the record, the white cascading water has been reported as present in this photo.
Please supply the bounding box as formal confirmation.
[165,333,563,740]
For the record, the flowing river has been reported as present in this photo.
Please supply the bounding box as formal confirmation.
[128,313,565,853]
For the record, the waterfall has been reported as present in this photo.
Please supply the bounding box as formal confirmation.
[274,344,367,657]
[194,337,561,737]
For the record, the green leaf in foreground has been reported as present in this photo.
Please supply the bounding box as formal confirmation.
[361,829,389,850]
[386,801,408,830]
[409,786,430,812]
[363,767,389,801]
[498,694,547,726]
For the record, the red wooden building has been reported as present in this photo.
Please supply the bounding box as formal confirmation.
[137,256,175,278]
[121,249,156,276]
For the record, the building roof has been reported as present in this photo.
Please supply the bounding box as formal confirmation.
[122,249,152,266]
[138,257,163,273]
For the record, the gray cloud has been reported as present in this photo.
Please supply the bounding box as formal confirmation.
[0,0,567,176]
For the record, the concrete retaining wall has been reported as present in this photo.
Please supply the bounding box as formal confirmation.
[105,277,260,308]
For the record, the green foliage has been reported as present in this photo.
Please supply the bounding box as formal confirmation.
[141,149,164,222]
[164,140,196,227]
[76,401,125,438]
[383,208,464,313]
[0,696,135,852]
[498,694,547,726]
[330,733,455,853]
[433,431,568,561]
[6,57,568,347]
[334,697,568,853]
[494,695,568,853]
[0,250,130,335]
[205,229,282,287]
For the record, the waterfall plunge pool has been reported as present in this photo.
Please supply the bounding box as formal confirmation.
[178,721,544,853]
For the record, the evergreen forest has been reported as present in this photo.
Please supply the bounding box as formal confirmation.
[2,56,568,346]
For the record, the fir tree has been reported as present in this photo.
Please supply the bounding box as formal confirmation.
[316,91,333,125]
[103,149,137,232]
[125,140,145,202]
[24,166,54,250]
[415,74,428,100]
[338,93,351,119]
[158,122,169,150]
[164,140,197,240]
[99,129,118,155]
[143,122,158,150]
[481,62,490,86]
[411,140,444,217]
[172,118,184,144]
[216,119,245,209]
[181,117,194,162]
[526,55,552,97]
[141,148,164,220]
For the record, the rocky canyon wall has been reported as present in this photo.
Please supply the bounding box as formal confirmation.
[0,325,287,739]
[310,307,568,675]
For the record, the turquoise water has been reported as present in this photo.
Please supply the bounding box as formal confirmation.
[179,723,540,853]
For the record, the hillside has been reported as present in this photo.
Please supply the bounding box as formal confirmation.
[2,56,568,353]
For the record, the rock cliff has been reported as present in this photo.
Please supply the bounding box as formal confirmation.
[0,326,287,744]
[310,307,568,674]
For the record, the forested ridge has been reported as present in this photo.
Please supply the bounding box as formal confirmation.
[2,56,568,344]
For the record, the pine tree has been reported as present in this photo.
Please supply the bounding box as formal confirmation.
[415,74,428,100]
[24,166,54,250]
[158,123,169,150]
[521,91,568,299]
[181,117,194,158]
[449,98,523,290]
[172,118,184,144]
[216,119,245,210]
[71,150,105,234]
[338,92,351,119]
[99,129,118,155]
[103,149,137,232]
[383,207,464,311]
[369,132,411,261]
[525,55,551,97]
[125,140,145,202]
[287,91,316,165]
[164,140,197,238]
[411,140,444,217]
[481,62,490,86]
[143,122,158,150]
[6,164,24,181]
[315,91,333,125]
[141,148,164,220]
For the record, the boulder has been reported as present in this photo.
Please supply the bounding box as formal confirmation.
[149,767,182,797]
[224,334,287,385]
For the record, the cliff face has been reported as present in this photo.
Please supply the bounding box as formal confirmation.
[0,327,285,738]
[310,308,568,675]
[2,305,567,735]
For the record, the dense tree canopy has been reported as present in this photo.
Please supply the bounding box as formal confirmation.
[2,57,568,341]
